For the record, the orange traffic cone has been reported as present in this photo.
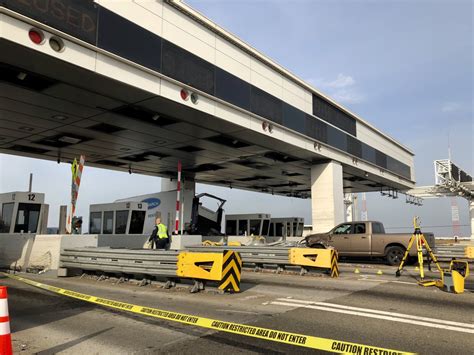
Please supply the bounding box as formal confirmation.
[0,286,12,355]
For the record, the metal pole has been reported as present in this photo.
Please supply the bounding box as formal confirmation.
[28,173,33,192]
[353,194,358,221]
[59,205,67,234]
[180,199,184,236]
[361,193,368,221]
[174,160,182,235]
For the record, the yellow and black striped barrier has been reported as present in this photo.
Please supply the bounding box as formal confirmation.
[288,248,339,277]
[177,250,242,292]
[330,250,339,278]
[219,250,242,293]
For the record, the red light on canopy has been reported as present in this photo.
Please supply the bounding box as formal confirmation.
[28,29,44,44]
[180,89,189,100]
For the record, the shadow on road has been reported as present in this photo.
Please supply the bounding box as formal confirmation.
[1,274,95,333]
[36,327,114,355]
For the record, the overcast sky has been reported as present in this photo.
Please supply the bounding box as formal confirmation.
[0,0,472,236]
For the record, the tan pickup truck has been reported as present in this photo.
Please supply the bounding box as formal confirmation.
[305,221,435,265]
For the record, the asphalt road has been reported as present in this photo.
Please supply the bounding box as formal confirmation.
[2,264,473,354]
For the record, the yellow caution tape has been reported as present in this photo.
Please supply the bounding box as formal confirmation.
[2,273,414,354]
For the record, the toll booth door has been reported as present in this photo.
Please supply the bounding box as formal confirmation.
[14,203,41,233]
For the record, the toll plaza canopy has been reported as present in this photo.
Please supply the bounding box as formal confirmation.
[0,0,415,198]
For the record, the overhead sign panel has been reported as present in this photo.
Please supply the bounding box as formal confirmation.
[2,0,98,44]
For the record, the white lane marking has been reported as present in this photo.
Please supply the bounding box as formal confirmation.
[270,301,474,334]
[275,298,474,329]
[357,278,386,282]
[388,280,418,285]
[357,278,417,285]
[243,295,263,300]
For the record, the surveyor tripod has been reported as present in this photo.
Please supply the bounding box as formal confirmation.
[395,217,442,280]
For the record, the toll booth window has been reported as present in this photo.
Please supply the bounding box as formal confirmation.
[262,219,270,236]
[115,210,129,234]
[14,203,40,233]
[249,219,261,236]
[0,203,14,233]
[103,211,113,234]
[238,220,248,236]
[333,224,351,234]
[296,223,304,237]
[129,210,146,234]
[293,222,299,237]
[89,212,102,234]
[226,220,237,235]
[353,223,366,234]
[268,223,274,237]
[275,223,284,237]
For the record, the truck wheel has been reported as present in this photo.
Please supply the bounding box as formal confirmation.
[385,246,405,266]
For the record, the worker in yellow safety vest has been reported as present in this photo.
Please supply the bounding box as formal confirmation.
[148,217,169,249]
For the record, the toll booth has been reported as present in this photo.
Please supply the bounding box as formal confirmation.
[225,214,271,236]
[268,218,305,239]
[0,191,49,234]
[89,202,148,235]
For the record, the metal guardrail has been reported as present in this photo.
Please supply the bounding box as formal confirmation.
[433,245,473,260]
[59,247,242,292]
[187,246,291,267]
[61,248,179,276]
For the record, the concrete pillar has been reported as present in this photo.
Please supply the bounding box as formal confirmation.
[58,205,67,234]
[311,161,345,233]
[40,204,49,234]
[470,199,474,240]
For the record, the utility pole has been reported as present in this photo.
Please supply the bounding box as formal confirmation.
[28,173,33,192]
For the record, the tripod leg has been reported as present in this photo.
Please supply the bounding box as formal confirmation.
[396,235,414,277]
[417,235,424,280]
